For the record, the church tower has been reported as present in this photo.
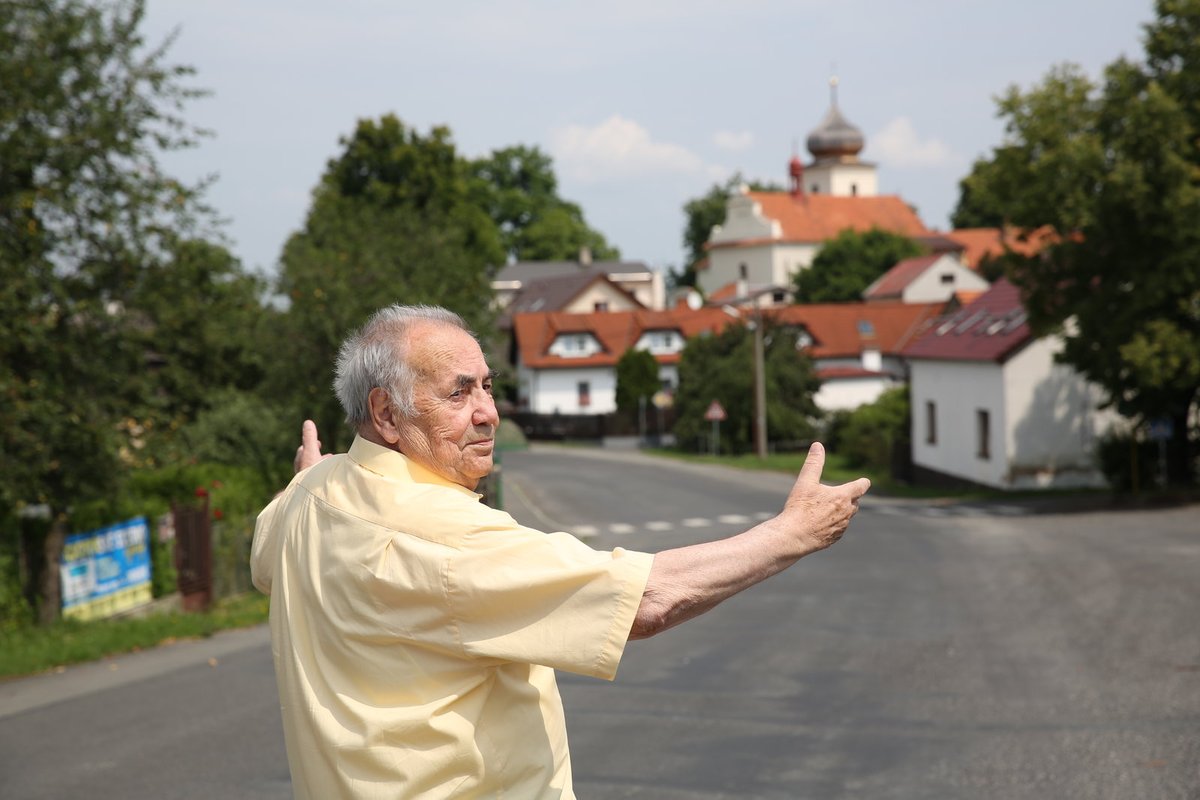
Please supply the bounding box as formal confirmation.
[802,77,878,197]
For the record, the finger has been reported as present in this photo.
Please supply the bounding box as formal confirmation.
[796,441,826,486]
[301,419,321,453]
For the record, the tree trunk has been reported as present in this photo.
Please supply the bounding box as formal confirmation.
[1168,409,1194,487]
[37,514,67,625]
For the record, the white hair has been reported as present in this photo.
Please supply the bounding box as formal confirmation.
[334,304,471,427]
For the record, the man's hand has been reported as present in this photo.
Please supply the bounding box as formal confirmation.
[780,442,870,552]
[294,420,331,474]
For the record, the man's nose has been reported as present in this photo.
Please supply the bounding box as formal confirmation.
[473,392,499,427]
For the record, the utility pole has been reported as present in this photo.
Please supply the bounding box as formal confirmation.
[752,306,768,459]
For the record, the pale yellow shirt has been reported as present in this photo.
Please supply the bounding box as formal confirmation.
[251,436,653,799]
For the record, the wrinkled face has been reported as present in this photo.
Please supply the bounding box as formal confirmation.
[396,324,499,490]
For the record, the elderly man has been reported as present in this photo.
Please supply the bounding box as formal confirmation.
[251,304,869,799]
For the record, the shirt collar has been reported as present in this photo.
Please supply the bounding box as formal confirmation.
[347,436,482,499]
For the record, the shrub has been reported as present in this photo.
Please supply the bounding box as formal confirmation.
[836,387,910,472]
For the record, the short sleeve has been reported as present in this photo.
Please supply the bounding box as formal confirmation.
[446,514,653,680]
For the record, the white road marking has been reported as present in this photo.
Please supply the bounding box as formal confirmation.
[609,523,636,534]
[645,521,673,531]
[754,511,773,521]
[718,514,750,525]
[682,517,710,528]
[572,525,599,537]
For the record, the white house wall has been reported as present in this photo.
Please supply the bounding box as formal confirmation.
[803,162,878,197]
[702,242,818,295]
[815,376,894,411]
[910,360,1008,488]
[901,256,991,303]
[563,282,642,314]
[518,366,617,414]
[1002,338,1112,488]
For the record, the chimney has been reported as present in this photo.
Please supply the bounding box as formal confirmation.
[578,246,592,267]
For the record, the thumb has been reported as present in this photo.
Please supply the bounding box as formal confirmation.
[797,441,826,486]
[301,419,321,453]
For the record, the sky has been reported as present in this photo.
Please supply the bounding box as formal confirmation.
[141,0,1155,279]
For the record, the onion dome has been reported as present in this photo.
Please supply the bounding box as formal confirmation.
[806,76,864,161]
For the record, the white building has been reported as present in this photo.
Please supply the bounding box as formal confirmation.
[903,279,1116,490]
[697,81,931,297]
[512,308,733,414]
[863,253,991,304]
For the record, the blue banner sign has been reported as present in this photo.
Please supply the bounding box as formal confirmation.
[60,516,153,621]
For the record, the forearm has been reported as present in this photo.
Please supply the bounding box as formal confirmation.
[629,518,819,639]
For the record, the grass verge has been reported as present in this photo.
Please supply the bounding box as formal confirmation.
[0,592,269,680]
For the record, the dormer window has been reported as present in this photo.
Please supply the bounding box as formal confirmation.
[940,273,955,285]
[636,330,682,355]
[550,333,601,358]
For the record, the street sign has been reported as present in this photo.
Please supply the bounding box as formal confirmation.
[652,390,674,410]
[704,399,727,422]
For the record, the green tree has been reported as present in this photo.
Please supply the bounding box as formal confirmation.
[673,321,821,453]
[469,145,618,262]
[0,0,212,622]
[615,348,660,414]
[274,115,504,451]
[675,175,782,289]
[955,1,1200,484]
[836,387,910,472]
[794,228,922,302]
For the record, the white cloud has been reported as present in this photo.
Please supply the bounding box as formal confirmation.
[550,114,714,183]
[871,117,965,169]
[713,129,754,151]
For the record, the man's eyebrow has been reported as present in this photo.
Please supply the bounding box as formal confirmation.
[452,370,497,390]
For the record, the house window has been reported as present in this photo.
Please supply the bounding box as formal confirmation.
[976,409,991,460]
[594,301,609,312]
[926,401,937,445]
[578,381,591,408]
[738,263,748,280]
[810,184,819,193]
[850,183,858,196]
[940,273,955,285]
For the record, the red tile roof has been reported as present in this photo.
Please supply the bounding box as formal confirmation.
[945,226,1056,270]
[901,278,1031,363]
[862,254,943,300]
[514,301,948,371]
[513,308,737,370]
[769,301,946,359]
[709,191,931,250]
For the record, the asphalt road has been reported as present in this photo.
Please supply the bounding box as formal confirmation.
[1,445,1197,799]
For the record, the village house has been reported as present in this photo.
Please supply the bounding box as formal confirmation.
[902,278,1116,490]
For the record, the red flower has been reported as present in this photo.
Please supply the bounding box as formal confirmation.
[213,508,224,520]
[194,486,208,498]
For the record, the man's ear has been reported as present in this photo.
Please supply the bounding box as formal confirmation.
[367,387,402,445]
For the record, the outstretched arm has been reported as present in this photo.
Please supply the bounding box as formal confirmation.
[629,442,869,640]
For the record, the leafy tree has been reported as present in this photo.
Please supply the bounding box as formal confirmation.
[130,237,268,442]
[836,387,910,472]
[675,175,782,289]
[955,1,1200,484]
[0,0,212,622]
[273,115,504,451]
[469,145,618,262]
[615,348,660,414]
[673,321,821,453]
[794,228,922,302]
